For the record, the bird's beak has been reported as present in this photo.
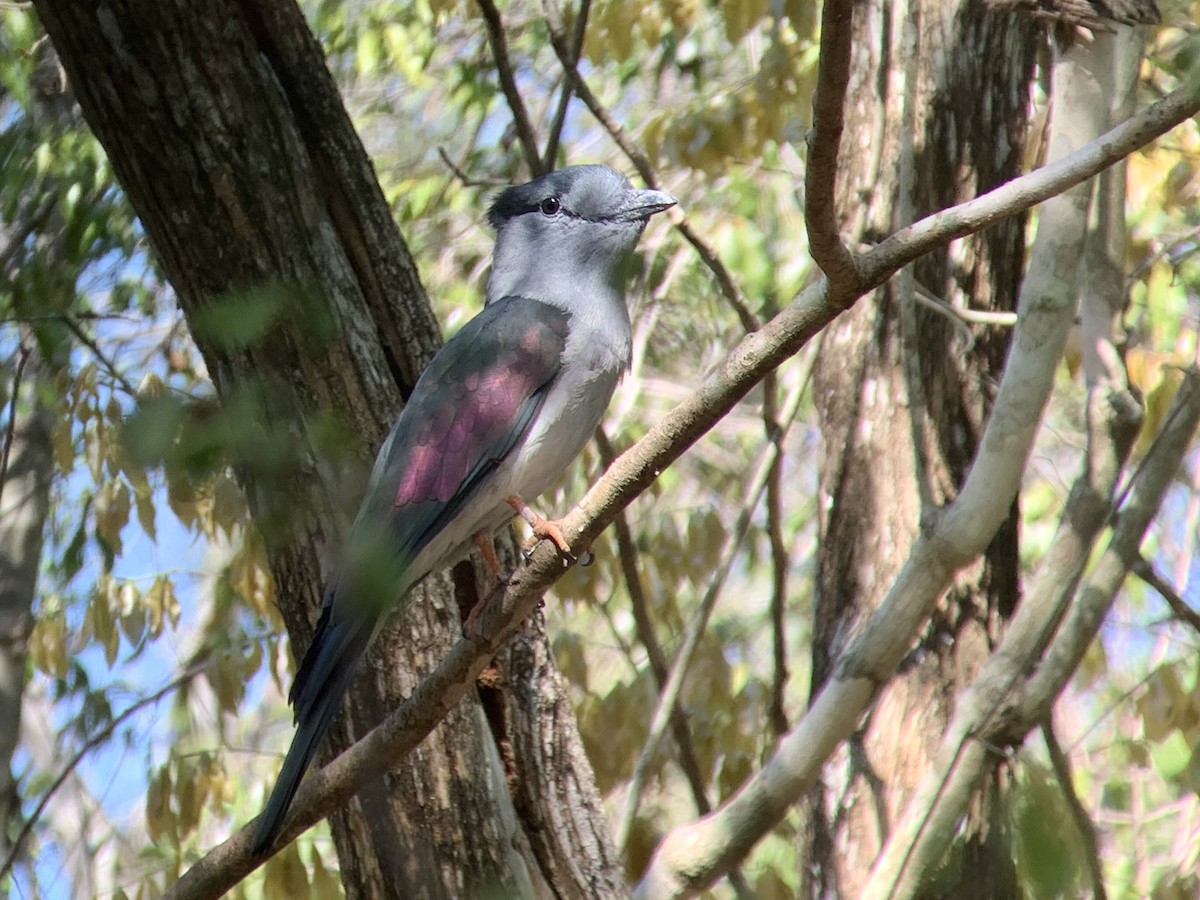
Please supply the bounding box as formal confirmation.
[619,188,678,221]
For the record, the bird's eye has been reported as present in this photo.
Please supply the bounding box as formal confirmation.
[539,197,561,216]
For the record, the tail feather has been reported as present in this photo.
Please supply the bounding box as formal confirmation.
[252,609,374,855]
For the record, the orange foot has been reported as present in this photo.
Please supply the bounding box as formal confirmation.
[472,531,504,579]
[506,494,573,558]
[462,531,505,635]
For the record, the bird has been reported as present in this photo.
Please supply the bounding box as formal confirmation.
[251,164,676,855]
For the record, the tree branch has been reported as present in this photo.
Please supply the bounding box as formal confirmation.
[0,343,32,509]
[0,656,212,880]
[541,0,590,172]
[862,40,1125,896]
[475,0,543,174]
[1042,714,1107,900]
[540,0,758,332]
[1133,556,1200,637]
[865,366,1200,900]
[168,71,1200,899]
[804,0,859,288]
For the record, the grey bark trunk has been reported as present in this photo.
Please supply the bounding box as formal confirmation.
[30,1,621,895]
[802,3,1038,896]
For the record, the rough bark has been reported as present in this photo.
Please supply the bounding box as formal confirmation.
[803,3,1037,896]
[30,1,620,896]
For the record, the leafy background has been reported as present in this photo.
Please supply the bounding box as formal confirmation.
[1,0,1198,896]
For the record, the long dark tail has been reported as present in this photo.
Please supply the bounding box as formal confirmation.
[252,602,374,855]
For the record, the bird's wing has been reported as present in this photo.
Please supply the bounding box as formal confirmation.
[253,297,571,855]
[367,294,571,561]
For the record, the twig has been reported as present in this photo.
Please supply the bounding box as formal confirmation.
[594,432,760,899]
[435,146,492,188]
[1133,556,1200,637]
[613,374,806,851]
[767,348,817,736]
[541,0,759,332]
[168,73,1200,899]
[0,656,213,880]
[804,0,859,288]
[541,0,591,171]
[764,393,789,739]
[593,429,711,813]
[474,0,542,174]
[0,343,32,510]
[59,313,139,397]
[1041,714,1107,900]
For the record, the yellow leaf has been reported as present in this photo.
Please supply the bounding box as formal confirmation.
[145,765,171,844]
[136,372,168,400]
[210,473,246,541]
[119,582,147,647]
[85,422,103,482]
[30,610,68,679]
[52,418,75,474]
[94,479,132,555]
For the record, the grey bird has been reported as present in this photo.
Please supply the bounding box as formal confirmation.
[252,164,675,854]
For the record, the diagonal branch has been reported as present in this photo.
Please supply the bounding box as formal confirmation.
[541,0,590,171]
[475,0,543,174]
[166,72,1200,900]
[0,656,212,880]
[1042,715,1107,900]
[541,0,758,332]
[804,0,859,288]
[614,373,807,851]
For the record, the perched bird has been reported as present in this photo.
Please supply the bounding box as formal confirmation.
[252,164,675,854]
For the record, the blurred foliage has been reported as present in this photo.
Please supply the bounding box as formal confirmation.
[1,0,1199,896]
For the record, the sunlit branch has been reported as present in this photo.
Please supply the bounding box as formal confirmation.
[1041,715,1107,900]
[168,66,1200,900]
[614,373,807,851]
[0,655,214,880]
[474,0,543,174]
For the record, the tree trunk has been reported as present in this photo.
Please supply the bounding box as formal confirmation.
[802,4,1038,896]
[0,350,53,864]
[30,1,621,895]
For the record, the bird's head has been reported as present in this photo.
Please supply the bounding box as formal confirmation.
[485,165,676,308]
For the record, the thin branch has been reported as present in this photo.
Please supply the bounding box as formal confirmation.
[59,313,139,397]
[0,656,212,880]
[614,375,806,851]
[1133,556,1200,638]
[1042,715,1107,900]
[541,0,591,171]
[0,343,32,509]
[541,0,759,333]
[474,0,543,175]
[860,71,1200,290]
[593,428,712,815]
[168,73,1200,899]
[804,0,859,287]
[764,397,790,739]
[435,146,494,188]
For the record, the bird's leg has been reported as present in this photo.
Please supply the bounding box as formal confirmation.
[462,532,505,635]
[506,494,573,558]
[472,531,504,580]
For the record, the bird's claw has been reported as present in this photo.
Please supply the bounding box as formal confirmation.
[508,494,579,563]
